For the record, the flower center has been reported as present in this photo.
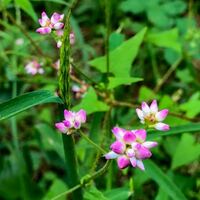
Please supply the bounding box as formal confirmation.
[144,113,156,125]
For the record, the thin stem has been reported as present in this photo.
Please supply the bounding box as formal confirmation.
[79,130,106,154]
[5,12,46,57]
[154,57,182,92]
[58,1,82,200]
[51,184,81,200]
[70,62,98,86]
[51,160,111,200]
[105,0,110,77]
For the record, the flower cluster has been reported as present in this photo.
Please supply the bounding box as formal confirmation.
[105,127,157,170]
[25,60,44,75]
[55,109,86,135]
[36,11,75,48]
[136,100,169,131]
[36,11,64,34]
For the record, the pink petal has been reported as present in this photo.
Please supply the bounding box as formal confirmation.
[136,108,144,120]
[136,160,145,171]
[55,122,68,133]
[123,131,136,143]
[53,22,64,30]
[75,109,86,123]
[154,122,170,131]
[112,127,125,140]
[40,11,49,25]
[111,141,125,154]
[134,129,146,142]
[143,141,158,149]
[155,109,169,121]
[130,157,137,167]
[141,102,150,115]
[63,120,72,128]
[150,100,158,113]
[36,27,51,34]
[104,151,118,159]
[56,29,64,36]
[135,144,152,159]
[51,12,64,24]
[117,156,130,169]
[74,121,81,129]
[64,110,74,120]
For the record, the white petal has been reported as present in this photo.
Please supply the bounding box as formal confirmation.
[136,108,144,120]
[150,100,158,113]
[143,141,158,149]
[136,160,145,171]
[141,102,150,115]
[104,151,118,159]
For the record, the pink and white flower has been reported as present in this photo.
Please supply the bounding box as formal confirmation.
[25,60,44,75]
[56,32,75,48]
[136,100,170,131]
[104,127,157,170]
[55,109,86,135]
[36,11,64,34]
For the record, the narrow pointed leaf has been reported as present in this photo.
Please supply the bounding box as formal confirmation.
[0,90,63,121]
[147,123,200,140]
[144,160,187,200]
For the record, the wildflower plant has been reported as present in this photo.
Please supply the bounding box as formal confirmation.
[1,1,198,200]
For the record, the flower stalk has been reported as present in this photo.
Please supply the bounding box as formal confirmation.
[58,0,82,199]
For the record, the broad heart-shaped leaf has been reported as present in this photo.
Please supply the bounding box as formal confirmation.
[147,123,200,140]
[146,28,182,53]
[89,27,147,77]
[0,90,63,121]
[73,87,109,115]
[15,0,37,21]
[108,77,143,89]
[144,160,187,200]
[171,133,200,169]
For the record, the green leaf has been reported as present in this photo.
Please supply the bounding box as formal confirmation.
[0,90,63,121]
[89,27,147,77]
[104,187,131,200]
[147,29,182,53]
[119,0,145,14]
[42,179,68,200]
[147,6,173,28]
[108,77,143,89]
[84,186,108,200]
[109,32,125,51]
[35,123,64,160]
[179,93,200,117]
[138,86,159,102]
[171,133,200,169]
[15,0,37,21]
[144,160,187,200]
[147,123,200,140]
[73,87,109,114]
[162,0,187,16]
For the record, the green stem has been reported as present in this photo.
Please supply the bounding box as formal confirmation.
[79,130,106,154]
[70,62,98,86]
[51,160,111,200]
[59,1,82,200]
[105,0,110,78]
[154,57,182,92]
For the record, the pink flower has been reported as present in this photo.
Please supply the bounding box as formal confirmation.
[36,11,64,34]
[104,127,157,170]
[136,100,170,131]
[55,109,86,135]
[25,60,44,75]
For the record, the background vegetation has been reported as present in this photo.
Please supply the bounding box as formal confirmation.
[0,0,200,199]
